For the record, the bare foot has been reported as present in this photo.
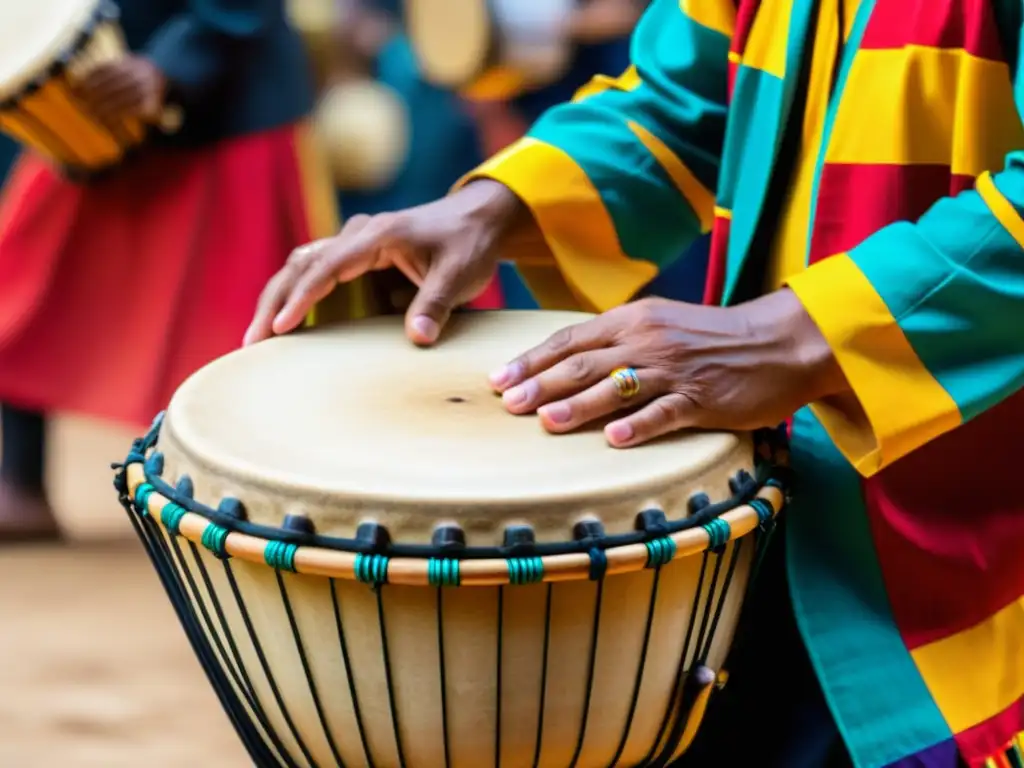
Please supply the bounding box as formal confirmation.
[0,480,61,544]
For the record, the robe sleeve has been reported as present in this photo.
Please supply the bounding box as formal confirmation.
[788,160,1024,477]
[143,0,273,104]
[457,0,733,312]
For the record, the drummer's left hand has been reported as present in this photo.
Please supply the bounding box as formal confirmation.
[489,292,848,447]
[77,56,167,123]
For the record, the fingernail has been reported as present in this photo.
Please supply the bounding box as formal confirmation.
[539,402,571,424]
[411,315,439,343]
[606,421,634,445]
[503,382,532,407]
[489,361,522,390]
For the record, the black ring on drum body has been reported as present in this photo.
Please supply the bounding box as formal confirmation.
[134,411,786,561]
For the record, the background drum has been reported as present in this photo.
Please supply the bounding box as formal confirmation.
[314,79,411,191]
[404,0,577,100]
[0,0,181,175]
[113,311,788,768]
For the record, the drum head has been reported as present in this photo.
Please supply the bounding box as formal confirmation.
[160,312,752,546]
[0,0,98,101]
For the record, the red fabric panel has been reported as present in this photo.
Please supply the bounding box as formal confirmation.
[954,698,1023,766]
[808,163,974,263]
[0,124,309,427]
[863,391,1024,650]
[859,0,1006,61]
[701,215,731,305]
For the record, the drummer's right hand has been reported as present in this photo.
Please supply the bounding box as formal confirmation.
[243,180,524,347]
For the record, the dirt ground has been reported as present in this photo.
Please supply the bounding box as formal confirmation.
[0,416,251,767]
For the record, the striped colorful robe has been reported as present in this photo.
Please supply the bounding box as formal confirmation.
[462,0,1024,766]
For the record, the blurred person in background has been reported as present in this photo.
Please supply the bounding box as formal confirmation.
[0,0,336,542]
[329,0,487,216]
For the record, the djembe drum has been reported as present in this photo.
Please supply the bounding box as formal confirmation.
[404,0,576,100]
[0,0,181,175]
[113,311,788,768]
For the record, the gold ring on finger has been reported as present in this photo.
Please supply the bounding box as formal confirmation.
[610,367,641,400]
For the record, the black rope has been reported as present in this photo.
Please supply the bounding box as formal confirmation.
[329,580,375,767]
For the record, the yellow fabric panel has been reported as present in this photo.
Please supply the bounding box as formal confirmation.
[626,120,716,232]
[740,0,792,79]
[787,253,962,477]
[826,48,1024,177]
[679,0,736,38]
[977,171,1024,248]
[911,595,1024,734]
[765,0,846,292]
[573,65,642,103]
[459,138,657,312]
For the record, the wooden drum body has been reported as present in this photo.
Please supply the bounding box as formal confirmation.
[404,0,577,100]
[113,312,789,768]
[0,0,180,175]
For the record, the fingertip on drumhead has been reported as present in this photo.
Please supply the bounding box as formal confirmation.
[406,315,440,346]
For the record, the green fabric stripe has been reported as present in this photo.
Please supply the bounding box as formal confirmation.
[528,0,728,272]
[787,409,952,767]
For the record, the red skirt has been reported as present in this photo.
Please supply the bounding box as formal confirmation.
[0,123,337,428]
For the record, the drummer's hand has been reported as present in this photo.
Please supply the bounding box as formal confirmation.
[77,56,167,123]
[243,180,524,347]
[489,293,848,447]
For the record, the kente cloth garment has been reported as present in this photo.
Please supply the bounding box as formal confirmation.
[461,0,1024,766]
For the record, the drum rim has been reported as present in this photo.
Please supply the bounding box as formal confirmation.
[0,0,112,105]
[114,415,790,585]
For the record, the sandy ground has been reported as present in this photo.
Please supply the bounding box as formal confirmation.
[0,417,251,767]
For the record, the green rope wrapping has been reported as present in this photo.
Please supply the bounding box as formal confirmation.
[134,483,156,516]
[202,523,231,559]
[160,502,187,536]
[749,498,775,526]
[428,559,460,587]
[702,518,731,550]
[507,557,544,585]
[354,553,389,585]
[644,536,677,568]
[264,540,298,572]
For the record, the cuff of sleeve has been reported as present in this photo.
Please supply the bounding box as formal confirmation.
[787,253,961,477]
[454,137,657,313]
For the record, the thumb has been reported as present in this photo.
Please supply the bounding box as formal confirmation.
[404,257,466,346]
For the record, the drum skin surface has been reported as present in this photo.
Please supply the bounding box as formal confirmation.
[162,311,752,544]
[115,311,789,768]
[0,0,95,99]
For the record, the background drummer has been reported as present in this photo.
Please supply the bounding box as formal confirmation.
[0,0,340,543]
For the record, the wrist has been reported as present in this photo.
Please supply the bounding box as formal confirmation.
[745,288,848,403]
[457,179,526,235]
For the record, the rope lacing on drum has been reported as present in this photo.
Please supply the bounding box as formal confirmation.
[507,557,544,585]
[428,558,460,587]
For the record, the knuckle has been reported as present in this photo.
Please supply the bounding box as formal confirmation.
[652,395,685,425]
[547,325,576,353]
[564,354,592,382]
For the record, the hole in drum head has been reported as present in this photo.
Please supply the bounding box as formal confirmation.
[446,396,467,404]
